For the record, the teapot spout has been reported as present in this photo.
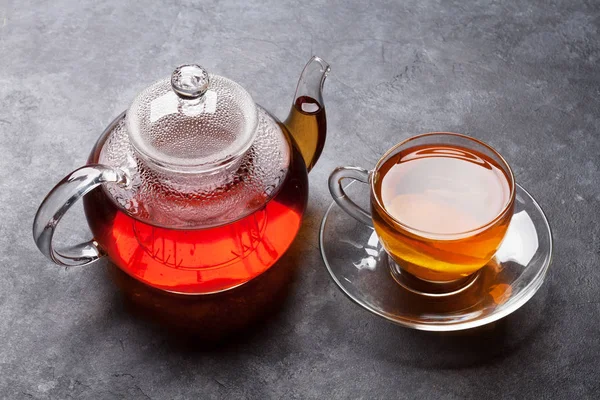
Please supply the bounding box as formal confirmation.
[284,56,330,172]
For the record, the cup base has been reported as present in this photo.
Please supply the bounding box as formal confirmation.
[388,256,480,297]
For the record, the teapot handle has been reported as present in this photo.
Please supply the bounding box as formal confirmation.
[33,165,129,267]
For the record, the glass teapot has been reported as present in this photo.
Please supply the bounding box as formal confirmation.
[33,57,330,294]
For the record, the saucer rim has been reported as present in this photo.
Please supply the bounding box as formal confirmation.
[319,182,553,332]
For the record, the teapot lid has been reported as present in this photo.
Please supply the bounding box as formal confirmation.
[126,64,258,172]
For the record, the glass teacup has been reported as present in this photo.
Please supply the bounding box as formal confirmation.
[328,133,515,289]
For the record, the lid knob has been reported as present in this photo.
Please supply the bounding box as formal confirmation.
[171,64,210,99]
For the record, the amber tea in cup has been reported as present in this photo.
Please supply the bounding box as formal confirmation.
[329,132,515,285]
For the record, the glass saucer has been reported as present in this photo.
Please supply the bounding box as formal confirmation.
[319,182,552,331]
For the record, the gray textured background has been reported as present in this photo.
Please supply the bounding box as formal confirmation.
[1,0,599,398]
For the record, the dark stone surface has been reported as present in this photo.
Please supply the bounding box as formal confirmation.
[1,0,599,398]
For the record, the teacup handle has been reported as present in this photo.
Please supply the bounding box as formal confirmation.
[328,166,372,226]
[33,165,129,267]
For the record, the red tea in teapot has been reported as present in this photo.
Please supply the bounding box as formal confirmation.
[85,143,308,294]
